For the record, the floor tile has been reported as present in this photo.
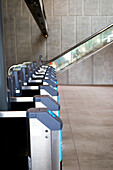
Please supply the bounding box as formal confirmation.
[59,86,113,170]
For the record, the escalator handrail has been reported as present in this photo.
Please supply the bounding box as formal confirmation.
[42,23,113,64]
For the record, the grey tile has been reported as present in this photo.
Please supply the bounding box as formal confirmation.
[57,70,68,85]
[62,16,76,52]
[54,0,68,15]
[100,0,113,16]
[107,16,113,25]
[84,0,99,16]
[44,0,53,16]
[93,43,113,84]
[7,0,22,17]
[2,0,7,18]
[68,56,92,84]
[92,16,106,34]
[77,16,91,43]
[15,17,31,63]
[3,17,16,69]
[47,16,61,60]
[22,0,31,17]
[31,19,46,61]
[69,0,82,15]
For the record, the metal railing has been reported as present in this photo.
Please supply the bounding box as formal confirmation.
[43,23,113,73]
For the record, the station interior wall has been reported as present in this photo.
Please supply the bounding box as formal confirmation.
[57,43,113,85]
[2,0,113,84]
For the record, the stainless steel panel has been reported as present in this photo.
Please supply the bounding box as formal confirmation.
[35,102,46,108]
[42,65,48,68]
[34,72,45,75]
[0,111,26,117]
[38,69,47,72]
[45,77,49,79]
[43,82,49,85]
[30,119,52,170]
[52,131,60,170]
[28,80,42,83]
[32,74,44,78]
[11,97,33,102]
[22,86,39,90]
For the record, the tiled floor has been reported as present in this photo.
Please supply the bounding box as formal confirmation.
[59,86,113,170]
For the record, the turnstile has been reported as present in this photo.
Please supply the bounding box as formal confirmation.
[7,63,63,170]
[0,108,62,170]
[27,108,62,170]
[0,111,31,170]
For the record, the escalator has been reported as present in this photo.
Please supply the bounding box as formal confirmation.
[43,23,113,74]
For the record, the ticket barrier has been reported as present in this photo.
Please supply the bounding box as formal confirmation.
[12,70,22,96]
[34,95,63,169]
[22,66,57,89]
[7,62,63,168]
[0,108,63,170]
[11,65,57,97]
[0,111,31,170]
[7,73,59,106]
[9,95,60,116]
[28,108,62,170]
[7,75,15,97]
[32,69,57,82]
[34,68,56,77]
[8,90,62,169]
[8,69,58,102]
[27,79,57,89]
[7,63,63,168]
[27,64,56,80]
[8,89,62,169]
[8,71,56,97]
[32,72,57,84]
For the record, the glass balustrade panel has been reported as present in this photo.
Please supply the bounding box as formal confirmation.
[51,26,113,73]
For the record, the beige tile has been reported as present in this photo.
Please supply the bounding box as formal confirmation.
[63,161,79,170]
[63,139,77,162]
[80,160,113,170]
[72,126,105,142]
[63,124,71,134]
[59,86,113,170]
[75,140,113,161]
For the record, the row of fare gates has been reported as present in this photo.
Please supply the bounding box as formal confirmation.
[0,60,63,170]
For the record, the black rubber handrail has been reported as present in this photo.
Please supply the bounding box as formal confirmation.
[42,23,113,64]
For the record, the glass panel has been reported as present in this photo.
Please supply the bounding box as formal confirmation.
[51,26,113,73]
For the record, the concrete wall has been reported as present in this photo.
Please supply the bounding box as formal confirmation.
[2,0,113,70]
[57,43,113,85]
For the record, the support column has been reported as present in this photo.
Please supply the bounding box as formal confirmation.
[0,0,8,110]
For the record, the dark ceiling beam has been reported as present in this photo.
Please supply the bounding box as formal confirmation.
[24,0,48,37]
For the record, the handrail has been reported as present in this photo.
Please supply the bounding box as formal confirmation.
[42,23,113,64]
